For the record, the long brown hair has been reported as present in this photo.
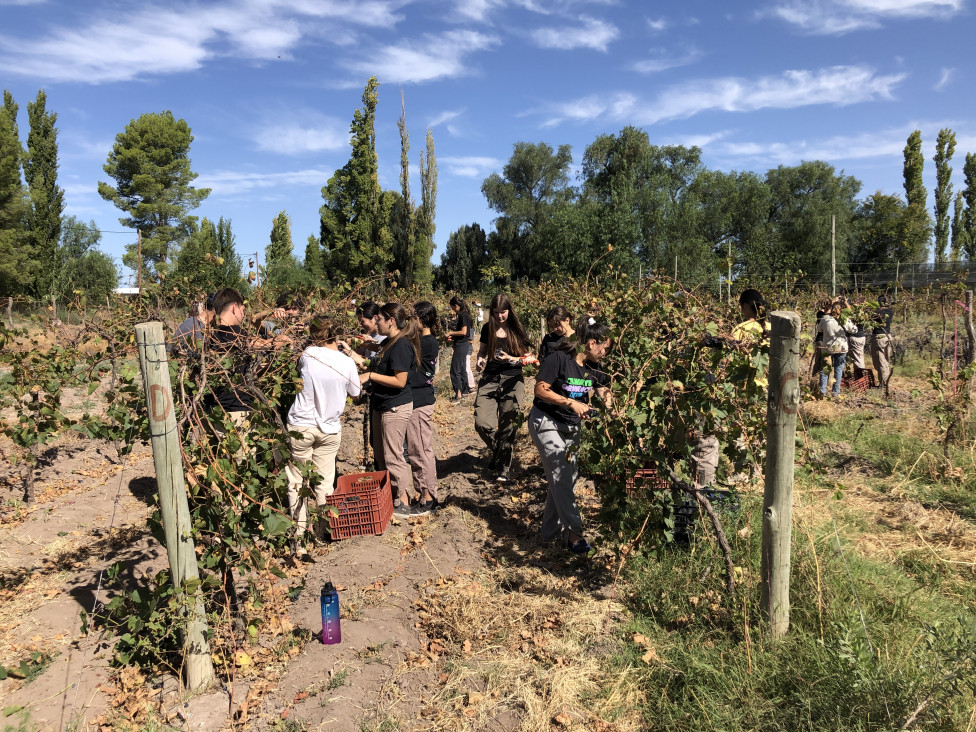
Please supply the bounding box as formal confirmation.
[308,317,344,346]
[376,302,421,368]
[486,293,530,357]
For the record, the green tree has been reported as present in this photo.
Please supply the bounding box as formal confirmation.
[0,90,31,295]
[962,152,976,260]
[902,129,932,263]
[320,77,392,281]
[933,128,956,264]
[764,161,861,280]
[951,191,967,263]
[482,141,575,281]
[414,128,436,289]
[98,111,210,279]
[304,234,324,280]
[391,92,415,286]
[851,192,911,266]
[264,210,308,290]
[25,90,64,297]
[171,217,244,297]
[437,223,487,292]
[57,217,117,301]
[692,169,772,279]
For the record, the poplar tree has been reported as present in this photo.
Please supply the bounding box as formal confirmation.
[320,77,392,281]
[392,91,415,286]
[265,210,304,289]
[0,90,32,295]
[25,90,64,297]
[304,234,323,280]
[98,111,210,278]
[901,130,932,263]
[951,192,967,263]
[963,152,976,260]
[414,128,436,289]
[933,128,956,264]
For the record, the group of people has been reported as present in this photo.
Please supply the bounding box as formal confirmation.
[174,288,613,556]
[814,294,894,398]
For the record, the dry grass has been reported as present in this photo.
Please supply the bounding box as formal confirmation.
[403,564,643,732]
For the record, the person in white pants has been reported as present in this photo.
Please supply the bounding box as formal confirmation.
[285,318,361,554]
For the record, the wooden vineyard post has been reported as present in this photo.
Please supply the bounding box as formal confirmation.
[761,311,801,639]
[966,291,976,366]
[134,322,214,690]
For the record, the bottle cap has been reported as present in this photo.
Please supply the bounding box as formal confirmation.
[323,581,336,594]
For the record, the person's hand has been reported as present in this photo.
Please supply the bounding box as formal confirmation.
[359,372,372,385]
[476,356,486,372]
[272,307,287,320]
[496,349,514,362]
[569,400,590,419]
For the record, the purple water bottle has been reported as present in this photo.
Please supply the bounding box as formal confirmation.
[321,581,341,645]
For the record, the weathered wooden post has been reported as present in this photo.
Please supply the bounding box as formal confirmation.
[966,291,976,366]
[5,297,12,327]
[135,322,214,690]
[761,311,801,639]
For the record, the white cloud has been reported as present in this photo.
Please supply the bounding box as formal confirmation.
[252,121,349,155]
[663,130,734,149]
[631,47,701,74]
[0,0,404,83]
[428,109,465,128]
[646,16,668,31]
[440,155,502,177]
[452,0,504,21]
[766,0,963,34]
[530,15,619,51]
[541,65,905,126]
[343,30,500,84]
[934,67,954,91]
[196,168,332,196]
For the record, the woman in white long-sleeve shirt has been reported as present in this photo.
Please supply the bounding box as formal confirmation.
[816,300,856,397]
[285,318,362,551]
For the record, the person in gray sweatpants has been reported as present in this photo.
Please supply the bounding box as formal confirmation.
[528,318,611,554]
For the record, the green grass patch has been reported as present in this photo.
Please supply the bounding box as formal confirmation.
[615,495,976,731]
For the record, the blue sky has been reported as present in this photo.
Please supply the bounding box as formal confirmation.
[1,0,972,281]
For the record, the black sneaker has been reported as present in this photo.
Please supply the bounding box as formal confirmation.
[411,501,432,516]
[393,502,413,518]
[568,537,593,554]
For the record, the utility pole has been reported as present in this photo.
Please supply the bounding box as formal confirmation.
[137,229,142,294]
[674,255,678,283]
[831,215,836,298]
[728,241,733,305]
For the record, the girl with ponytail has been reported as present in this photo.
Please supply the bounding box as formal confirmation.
[529,317,611,554]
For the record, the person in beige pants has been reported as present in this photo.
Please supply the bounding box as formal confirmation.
[284,319,361,551]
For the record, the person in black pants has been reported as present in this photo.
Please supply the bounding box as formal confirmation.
[445,296,474,402]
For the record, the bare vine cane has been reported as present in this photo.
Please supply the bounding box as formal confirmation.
[664,467,737,595]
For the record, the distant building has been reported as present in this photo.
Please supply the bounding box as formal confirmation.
[113,287,140,296]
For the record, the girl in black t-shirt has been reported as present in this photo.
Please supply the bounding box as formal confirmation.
[539,306,576,361]
[474,293,536,482]
[445,296,474,401]
[407,302,440,514]
[342,303,420,515]
[529,318,611,554]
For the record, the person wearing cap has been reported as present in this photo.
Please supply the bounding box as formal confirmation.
[172,296,215,354]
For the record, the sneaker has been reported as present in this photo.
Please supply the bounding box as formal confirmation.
[411,501,432,516]
[568,538,593,554]
[393,502,413,518]
[496,468,510,483]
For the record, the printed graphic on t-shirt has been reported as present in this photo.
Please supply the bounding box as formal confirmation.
[562,376,594,398]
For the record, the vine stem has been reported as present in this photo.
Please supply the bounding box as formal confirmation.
[665,467,736,596]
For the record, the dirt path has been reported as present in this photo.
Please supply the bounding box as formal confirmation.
[0,376,630,731]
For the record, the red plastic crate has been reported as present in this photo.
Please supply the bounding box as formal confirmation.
[625,467,670,497]
[841,375,871,394]
[325,470,393,540]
